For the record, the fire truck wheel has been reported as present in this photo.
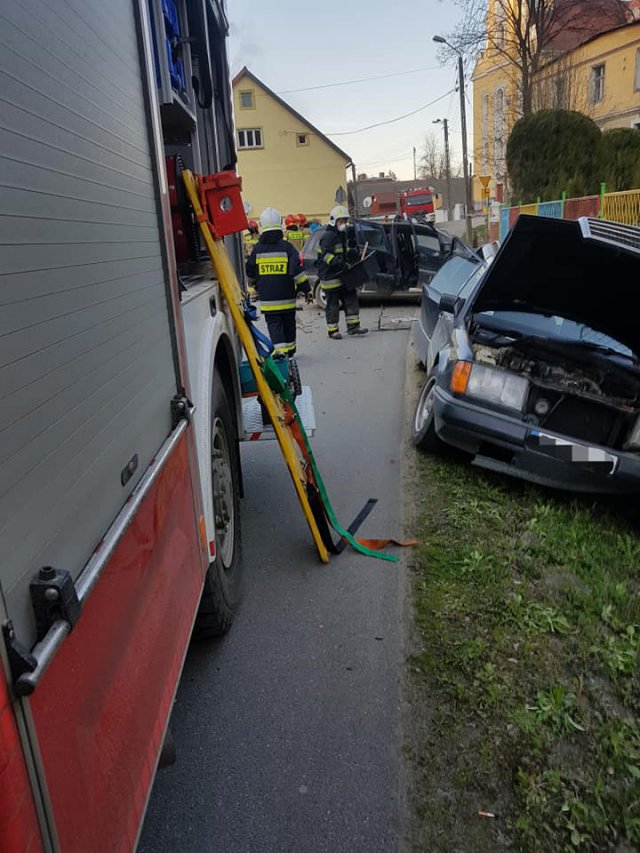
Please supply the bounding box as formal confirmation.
[195,373,242,638]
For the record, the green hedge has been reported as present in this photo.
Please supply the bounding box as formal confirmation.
[506,110,640,203]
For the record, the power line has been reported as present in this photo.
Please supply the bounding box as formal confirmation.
[278,65,441,95]
[327,89,456,137]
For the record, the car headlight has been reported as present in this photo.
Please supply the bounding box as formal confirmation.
[464,364,529,411]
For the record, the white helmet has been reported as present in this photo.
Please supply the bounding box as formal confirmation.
[329,205,349,226]
[259,207,282,232]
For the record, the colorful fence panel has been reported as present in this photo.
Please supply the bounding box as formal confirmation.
[563,194,600,220]
[538,200,563,219]
[519,203,538,216]
[601,190,640,227]
[500,207,511,242]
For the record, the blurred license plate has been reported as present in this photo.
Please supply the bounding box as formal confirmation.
[529,430,618,474]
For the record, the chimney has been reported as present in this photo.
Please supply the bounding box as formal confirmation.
[378,172,385,178]
[357,173,367,181]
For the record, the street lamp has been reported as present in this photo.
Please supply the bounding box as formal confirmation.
[433,35,474,245]
[433,118,452,221]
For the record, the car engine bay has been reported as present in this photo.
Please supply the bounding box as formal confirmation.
[472,338,640,450]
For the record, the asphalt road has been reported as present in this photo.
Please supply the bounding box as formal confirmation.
[139,303,414,853]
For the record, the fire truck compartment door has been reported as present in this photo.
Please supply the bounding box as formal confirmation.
[0,0,179,648]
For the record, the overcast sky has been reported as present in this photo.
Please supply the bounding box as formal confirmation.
[227,0,469,181]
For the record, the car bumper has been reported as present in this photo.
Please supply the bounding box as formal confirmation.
[433,387,640,493]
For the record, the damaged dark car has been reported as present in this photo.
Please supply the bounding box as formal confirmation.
[412,215,640,492]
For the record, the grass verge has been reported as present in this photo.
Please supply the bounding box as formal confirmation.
[407,453,640,852]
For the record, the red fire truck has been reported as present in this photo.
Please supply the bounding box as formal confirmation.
[0,0,247,849]
[398,187,442,221]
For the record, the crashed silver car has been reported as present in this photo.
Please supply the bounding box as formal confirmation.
[412,215,640,493]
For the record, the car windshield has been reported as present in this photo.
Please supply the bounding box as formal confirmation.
[476,311,635,359]
[429,256,481,296]
[407,193,432,207]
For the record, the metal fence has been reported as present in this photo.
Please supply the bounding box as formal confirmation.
[498,188,640,241]
[537,200,563,219]
[601,189,640,227]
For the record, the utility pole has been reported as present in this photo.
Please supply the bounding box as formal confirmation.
[433,118,453,221]
[457,54,473,245]
[434,35,474,245]
[413,146,417,181]
[349,161,358,218]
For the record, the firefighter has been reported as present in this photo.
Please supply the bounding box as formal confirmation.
[284,214,305,254]
[296,213,309,243]
[317,205,368,340]
[246,207,311,358]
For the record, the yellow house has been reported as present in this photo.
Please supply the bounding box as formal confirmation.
[533,20,640,132]
[472,1,522,202]
[232,67,352,222]
[473,3,640,202]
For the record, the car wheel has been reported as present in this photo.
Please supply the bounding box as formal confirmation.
[412,371,445,453]
[194,371,242,638]
[314,282,327,309]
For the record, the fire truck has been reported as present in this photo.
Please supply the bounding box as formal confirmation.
[0,0,249,849]
[398,187,442,222]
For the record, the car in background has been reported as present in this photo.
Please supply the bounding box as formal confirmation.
[412,215,640,493]
[301,219,461,306]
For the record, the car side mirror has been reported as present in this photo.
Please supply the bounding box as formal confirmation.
[439,293,459,314]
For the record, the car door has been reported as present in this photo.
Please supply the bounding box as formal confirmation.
[353,220,394,286]
[392,222,419,288]
[412,224,446,284]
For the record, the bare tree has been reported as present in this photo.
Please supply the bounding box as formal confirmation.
[531,52,588,113]
[419,133,446,180]
[445,0,628,116]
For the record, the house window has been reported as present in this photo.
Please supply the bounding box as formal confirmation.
[481,93,490,173]
[635,49,640,91]
[493,87,506,177]
[240,90,254,109]
[591,64,605,103]
[237,128,263,149]
[296,133,309,146]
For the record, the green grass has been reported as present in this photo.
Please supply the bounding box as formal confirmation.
[408,454,640,851]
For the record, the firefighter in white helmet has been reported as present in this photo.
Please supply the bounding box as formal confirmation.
[316,206,368,339]
[246,207,311,357]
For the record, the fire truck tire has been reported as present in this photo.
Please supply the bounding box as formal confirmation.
[194,372,242,638]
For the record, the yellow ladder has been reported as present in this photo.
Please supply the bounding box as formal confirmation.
[182,170,330,563]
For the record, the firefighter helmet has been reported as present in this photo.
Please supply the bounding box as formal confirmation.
[329,205,349,226]
[259,207,283,232]
[296,213,308,227]
[284,214,297,228]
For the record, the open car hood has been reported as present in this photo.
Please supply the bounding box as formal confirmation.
[469,216,640,354]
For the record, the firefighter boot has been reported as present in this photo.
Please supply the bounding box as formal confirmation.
[347,326,369,336]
